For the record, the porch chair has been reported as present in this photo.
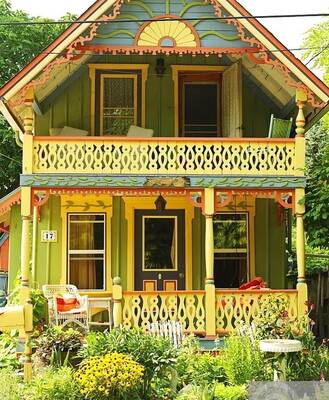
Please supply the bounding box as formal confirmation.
[42,284,89,331]
[268,114,293,138]
[147,320,184,348]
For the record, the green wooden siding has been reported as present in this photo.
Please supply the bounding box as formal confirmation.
[8,205,22,290]
[35,54,281,138]
[8,196,285,291]
[255,199,285,289]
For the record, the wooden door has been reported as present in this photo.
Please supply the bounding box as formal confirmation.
[134,210,185,291]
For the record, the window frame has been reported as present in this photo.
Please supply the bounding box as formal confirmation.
[89,64,149,136]
[213,211,251,288]
[100,73,138,136]
[180,74,222,137]
[171,65,226,137]
[67,212,106,292]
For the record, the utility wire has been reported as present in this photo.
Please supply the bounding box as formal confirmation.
[0,46,323,58]
[0,13,328,26]
[0,153,21,164]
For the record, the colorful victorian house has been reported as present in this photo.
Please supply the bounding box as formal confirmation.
[0,0,329,338]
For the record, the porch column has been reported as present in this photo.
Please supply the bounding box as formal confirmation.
[19,188,33,381]
[19,89,34,381]
[295,88,308,318]
[204,188,216,337]
[295,188,308,318]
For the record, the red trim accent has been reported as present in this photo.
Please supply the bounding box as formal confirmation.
[0,0,109,97]
[1,0,328,105]
[0,190,21,216]
[226,0,329,97]
[0,226,9,233]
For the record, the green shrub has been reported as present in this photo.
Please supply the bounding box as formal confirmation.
[176,384,214,400]
[76,353,144,400]
[26,367,81,400]
[285,340,329,381]
[214,383,247,400]
[0,332,19,369]
[0,368,24,400]
[177,352,225,387]
[221,334,267,385]
[79,328,176,398]
[33,326,84,367]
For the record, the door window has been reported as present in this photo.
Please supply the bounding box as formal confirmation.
[179,72,221,137]
[143,216,177,271]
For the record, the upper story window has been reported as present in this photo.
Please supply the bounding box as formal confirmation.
[89,64,149,136]
[101,74,138,135]
[213,213,249,288]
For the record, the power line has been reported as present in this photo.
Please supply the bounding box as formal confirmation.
[0,153,21,164]
[0,46,323,59]
[0,13,328,26]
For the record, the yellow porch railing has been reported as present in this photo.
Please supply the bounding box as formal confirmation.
[215,289,299,334]
[122,291,206,334]
[32,137,297,176]
[119,289,299,335]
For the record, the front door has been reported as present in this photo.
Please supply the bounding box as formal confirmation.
[134,210,185,291]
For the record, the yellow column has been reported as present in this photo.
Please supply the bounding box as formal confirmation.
[294,89,308,319]
[19,88,34,381]
[19,188,33,382]
[295,188,308,318]
[112,277,123,328]
[204,188,216,337]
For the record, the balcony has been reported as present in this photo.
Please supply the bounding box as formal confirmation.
[21,136,304,189]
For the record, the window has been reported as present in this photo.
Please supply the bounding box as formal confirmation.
[68,214,105,290]
[100,74,138,135]
[89,64,149,136]
[213,213,248,288]
[179,72,221,137]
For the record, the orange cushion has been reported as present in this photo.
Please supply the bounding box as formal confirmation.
[56,295,80,312]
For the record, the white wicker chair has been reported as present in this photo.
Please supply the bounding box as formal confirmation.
[42,284,89,331]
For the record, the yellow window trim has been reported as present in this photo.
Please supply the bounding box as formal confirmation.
[171,65,226,137]
[60,194,113,292]
[123,196,194,291]
[89,64,149,135]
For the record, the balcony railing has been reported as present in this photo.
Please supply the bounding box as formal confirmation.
[32,137,298,176]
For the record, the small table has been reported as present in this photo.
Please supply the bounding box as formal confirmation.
[260,339,302,381]
[88,297,113,329]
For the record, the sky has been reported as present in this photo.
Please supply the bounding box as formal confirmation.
[10,0,329,77]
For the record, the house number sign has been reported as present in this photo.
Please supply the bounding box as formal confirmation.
[41,230,57,243]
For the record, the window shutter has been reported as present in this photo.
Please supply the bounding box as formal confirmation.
[222,62,243,137]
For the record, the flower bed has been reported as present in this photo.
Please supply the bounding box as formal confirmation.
[0,296,328,400]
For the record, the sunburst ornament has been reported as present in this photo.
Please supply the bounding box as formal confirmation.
[136,19,199,48]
